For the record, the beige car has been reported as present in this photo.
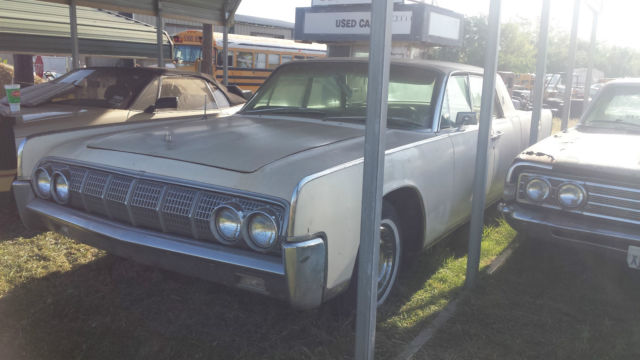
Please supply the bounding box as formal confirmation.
[0,67,246,198]
[13,59,552,309]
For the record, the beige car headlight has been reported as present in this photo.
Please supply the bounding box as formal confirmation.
[210,203,243,245]
[557,183,586,208]
[243,210,278,251]
[51,170,70,204]
[33,167,52,199]
[525,178,551,202]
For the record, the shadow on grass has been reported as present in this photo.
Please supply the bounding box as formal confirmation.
[420,236,640,360]
[0,205,508,360]
[0,198,43,242]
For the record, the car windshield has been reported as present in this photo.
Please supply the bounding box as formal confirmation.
[49,68,155,109]
[242,62,442,130]
[582,85,640,132]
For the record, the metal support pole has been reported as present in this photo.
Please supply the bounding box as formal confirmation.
[223,19,229,86]
[464,0,501,289]
[561,0,581,130]
[354,0,392,359]
[155,1,164,68]
[583,11,598,109]
[202,24,213,75]
[69,0,79,70]
[529,0,551,146]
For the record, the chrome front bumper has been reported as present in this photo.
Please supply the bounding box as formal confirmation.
[500,202,640,256]
[13,181,326,310]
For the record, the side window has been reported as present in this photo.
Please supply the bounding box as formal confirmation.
[256,53,267,69]
[130,78,159,111]
[267,54,280,69]
[281,55,293,64]
[159,77,218,111]
[469,75,503,119]
[208,82,231,108]
[216,51,234,67]
[237,52,254,69]
[469,75,483,118]
[440,75,471,129]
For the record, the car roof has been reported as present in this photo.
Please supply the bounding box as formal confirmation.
[293,57,484,75]
[605,78,640,86]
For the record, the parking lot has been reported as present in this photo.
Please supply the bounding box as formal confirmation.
[2,190,639,359]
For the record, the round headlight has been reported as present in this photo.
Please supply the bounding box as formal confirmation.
[557,183,586,208]
[51,171,70,204]
[525,178,550,202]
[244,211,278,251]
[210,204,243,244]
[33,167,52,199]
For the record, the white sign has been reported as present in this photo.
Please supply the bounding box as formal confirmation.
[312,0,402,6]
[428,12,461,40]
[303,11,412,35]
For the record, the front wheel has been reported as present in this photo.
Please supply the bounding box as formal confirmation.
[338,203,403,310]
[376,208,402,306]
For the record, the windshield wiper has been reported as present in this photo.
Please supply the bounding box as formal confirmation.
[242,107,327,117]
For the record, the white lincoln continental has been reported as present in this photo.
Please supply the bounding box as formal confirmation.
[13,59,551,309]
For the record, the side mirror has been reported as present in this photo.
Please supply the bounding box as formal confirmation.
[227,85,253,100]
[456,112,478,127]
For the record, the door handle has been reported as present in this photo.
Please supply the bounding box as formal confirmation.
[490,130,504,140]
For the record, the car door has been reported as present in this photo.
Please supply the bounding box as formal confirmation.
[440,73,494,228]
[469,75,521,202]
[127,76,229,122]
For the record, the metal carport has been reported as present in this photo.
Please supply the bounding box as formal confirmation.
[0,0,172,59]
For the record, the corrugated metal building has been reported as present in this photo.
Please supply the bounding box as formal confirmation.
[0,0,172,58]
[133,13,294,39]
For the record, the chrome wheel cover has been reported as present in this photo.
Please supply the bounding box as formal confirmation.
[377,218,400,306]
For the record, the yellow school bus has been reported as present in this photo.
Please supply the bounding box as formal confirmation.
[172,30,326,92]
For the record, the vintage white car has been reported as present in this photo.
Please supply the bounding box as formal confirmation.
[0,67,246,197]
[13,59,552,309]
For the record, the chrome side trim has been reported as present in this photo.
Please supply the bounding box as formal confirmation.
[15,137,27,178]
[506,161,553,184]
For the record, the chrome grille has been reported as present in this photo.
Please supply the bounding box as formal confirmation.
[42,161,287,254]
[518,172,640,225]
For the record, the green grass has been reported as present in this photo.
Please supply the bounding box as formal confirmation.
[418,239,640,360]
[0,201,516,360]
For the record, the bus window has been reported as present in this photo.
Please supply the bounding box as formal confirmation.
[256,53,267,69]
[281,55,293,64]
[216,51,234,67]
[268,54,280,69]
[237,52,254,68]
[294,55,305,60]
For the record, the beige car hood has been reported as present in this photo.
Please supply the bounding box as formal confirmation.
[86,115,364,173]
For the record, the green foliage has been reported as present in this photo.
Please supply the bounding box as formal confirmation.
[427,16,640,78]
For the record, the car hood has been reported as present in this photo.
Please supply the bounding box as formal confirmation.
[518,127,640,181]
[86,115,364,173]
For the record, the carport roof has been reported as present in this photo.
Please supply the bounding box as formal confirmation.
[38,0,241,25]
[0,0,173,58]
